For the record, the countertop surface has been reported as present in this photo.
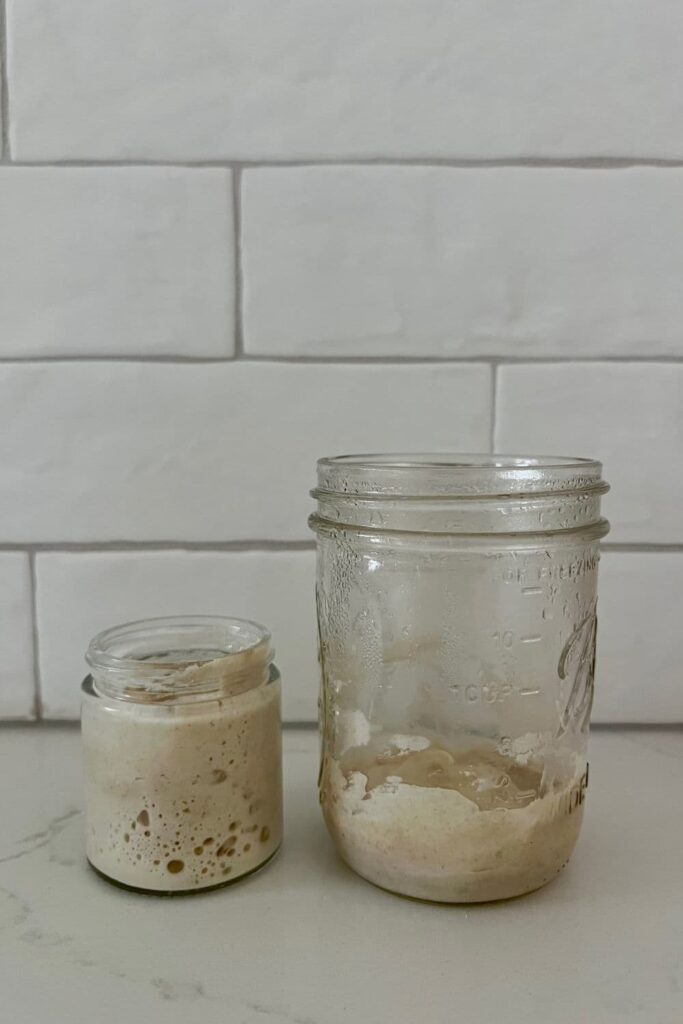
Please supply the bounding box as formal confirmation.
[0,725,681,1024]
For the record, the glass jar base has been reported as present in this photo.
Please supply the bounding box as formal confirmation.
[86,844,281,896]
[336,852,573,904]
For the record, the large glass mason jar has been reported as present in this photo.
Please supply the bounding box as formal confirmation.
[310,455,609,902]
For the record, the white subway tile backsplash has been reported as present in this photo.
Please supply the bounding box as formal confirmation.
[0,2,680,730]
[496,363,683,544]
[34,549,683,724]
[243,167,683,359]
[0,554,35,719]
[0,168,234,358]
[0,362,491,543]
[35,550,317,721]
[595,553,683,723]
[8,1,683,161]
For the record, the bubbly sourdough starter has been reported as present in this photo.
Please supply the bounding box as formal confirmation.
[321,729,586,902]
[82,658,282,892]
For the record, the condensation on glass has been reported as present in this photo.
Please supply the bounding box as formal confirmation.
[310,455,609,902]
[81,616,283,894]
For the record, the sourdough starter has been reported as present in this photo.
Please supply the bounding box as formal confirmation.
[82,657,282,892]
[321,729,586,902]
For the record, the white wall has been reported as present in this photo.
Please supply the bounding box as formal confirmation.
[1,1,681,722]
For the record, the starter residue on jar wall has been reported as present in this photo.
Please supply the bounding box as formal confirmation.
[321,715,586,903]
[82,652,282,893]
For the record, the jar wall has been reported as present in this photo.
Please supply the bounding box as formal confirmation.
[315,524,602,902]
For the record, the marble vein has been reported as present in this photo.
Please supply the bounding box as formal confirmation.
[0,809,81,865]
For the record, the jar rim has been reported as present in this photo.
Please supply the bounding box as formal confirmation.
[315,453,607,499]
[319,453,599,470]
[85,615,273,703]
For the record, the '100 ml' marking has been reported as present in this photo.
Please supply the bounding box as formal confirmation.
[449,681,541,705]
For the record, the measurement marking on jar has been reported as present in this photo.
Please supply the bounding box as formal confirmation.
[521,587,543,596]
[448,681,541,704]
[520,635,542,644]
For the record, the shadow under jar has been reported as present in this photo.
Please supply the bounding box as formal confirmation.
[310,455,609,903]
[82,616,282,894]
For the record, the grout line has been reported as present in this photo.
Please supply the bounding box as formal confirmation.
[0,0,9,161]
[16,540,316,554]
[0,719,80,729]
[8,157,683,170]
[488,360,498,453]
[240,157,683,171]
[28,552,43,719]
[0,540,678,554]
[231,167,245,358]
[590,722,683,732]
[0,354,682,366]
[489,355,683,367]
[602,543,683,554]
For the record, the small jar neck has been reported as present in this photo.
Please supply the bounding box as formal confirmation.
[85,616,274,706]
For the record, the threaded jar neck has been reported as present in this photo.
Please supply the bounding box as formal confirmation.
[310,454,610,538]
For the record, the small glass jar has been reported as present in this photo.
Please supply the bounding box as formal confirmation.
[81,616,282,894]
[310,455,609,903]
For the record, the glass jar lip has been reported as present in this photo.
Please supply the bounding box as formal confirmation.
[315,452,608,499]
[85,615,273,702]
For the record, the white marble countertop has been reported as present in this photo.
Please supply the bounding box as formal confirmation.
[0,726,681,1024]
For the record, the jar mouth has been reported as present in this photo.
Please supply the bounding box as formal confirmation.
[314,453,608,499]
[85,615,273,704]
[311,453,609,537]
